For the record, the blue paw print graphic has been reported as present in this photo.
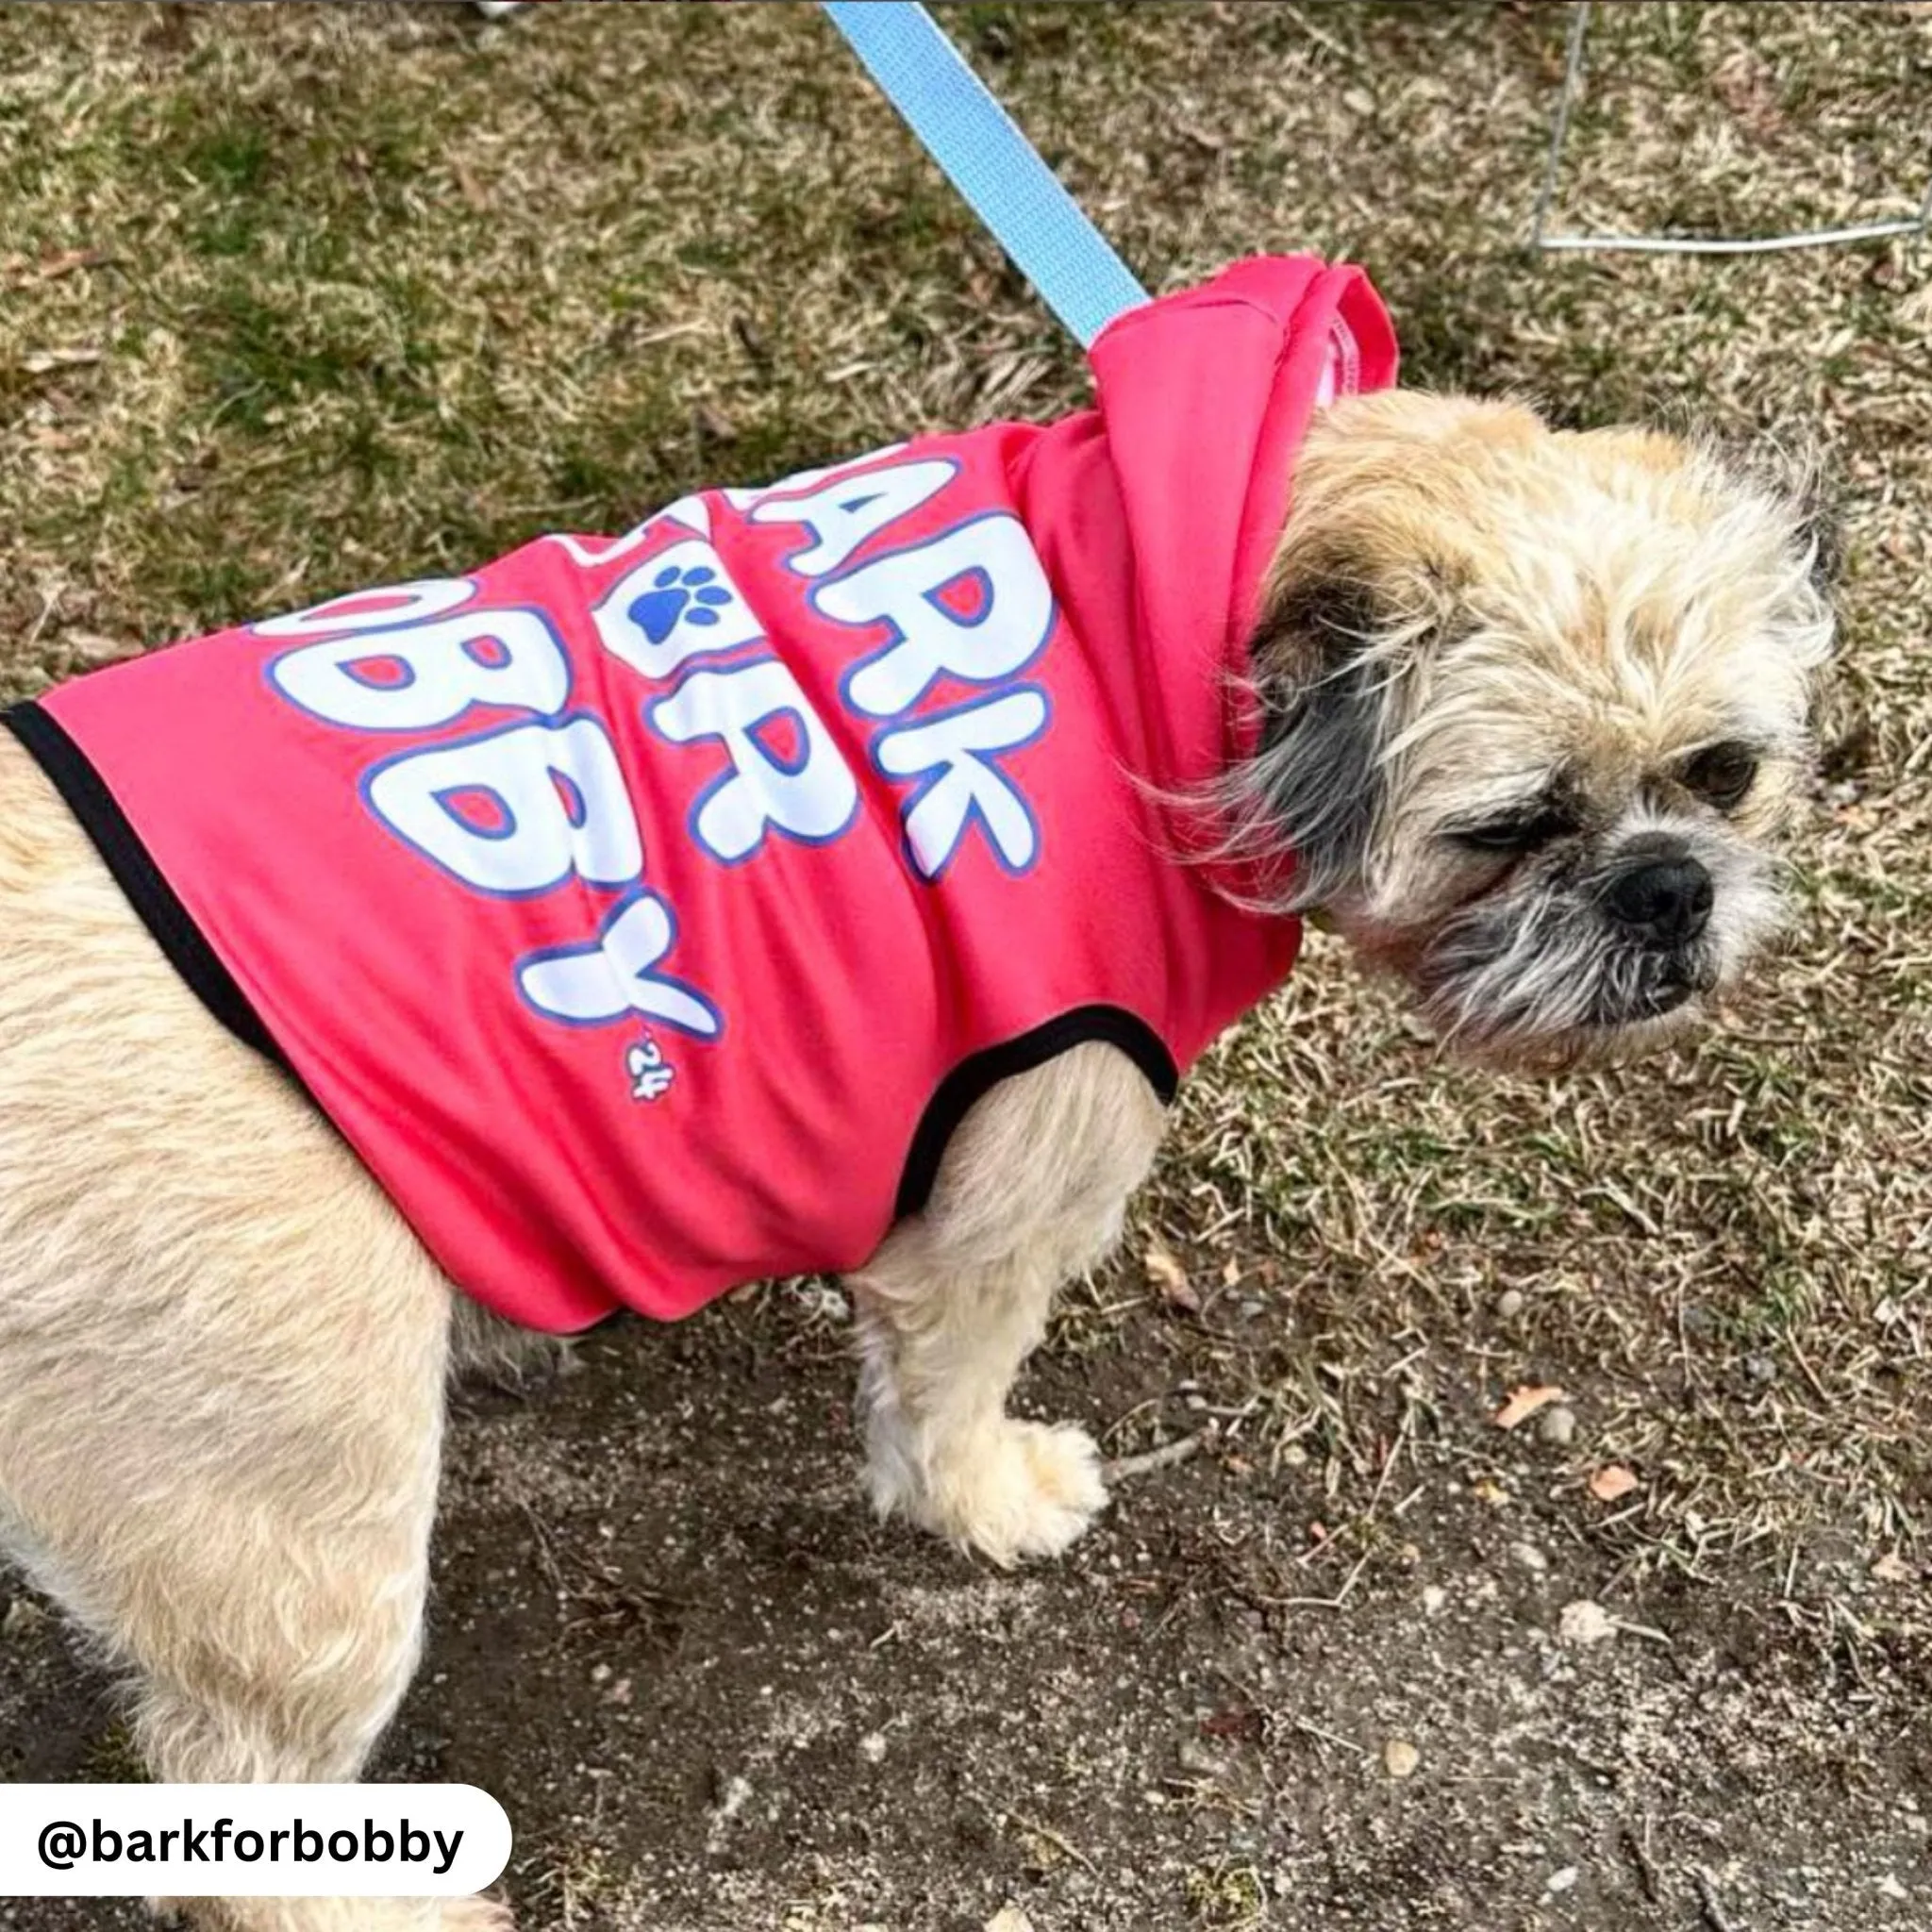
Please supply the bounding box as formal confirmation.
[628,564,733,645]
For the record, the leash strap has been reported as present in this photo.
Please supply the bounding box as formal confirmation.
[820,1,1148,346]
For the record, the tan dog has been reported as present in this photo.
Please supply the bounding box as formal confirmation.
[0,391,1831,1932]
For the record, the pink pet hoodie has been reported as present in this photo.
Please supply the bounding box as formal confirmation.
[8,256,1397,1332]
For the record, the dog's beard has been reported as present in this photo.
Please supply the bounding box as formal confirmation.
[1400,822,1789,1069]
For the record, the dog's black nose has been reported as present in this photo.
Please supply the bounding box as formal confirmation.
[1605,845,1714,945]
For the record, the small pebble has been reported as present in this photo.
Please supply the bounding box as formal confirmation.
[1545,1866,1580,1896]
[984,1909,1035,1932]
[1539,1405,1578,1447]
[858,1730,888,1765]
[1383,1738,1420,1780]
[1495,1289,1525,1320]
[1510,1541,1549,1573]
[1745,1353,1778,1384]
[1421,1585,1447,1617]
[1,1598,47,1638]
[1558,1600,1617,1647]
[1175,1738,1223,1777]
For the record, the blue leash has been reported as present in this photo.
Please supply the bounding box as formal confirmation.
[820,1,1148,347]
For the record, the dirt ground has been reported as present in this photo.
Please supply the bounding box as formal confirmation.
[0,4,1928,1928]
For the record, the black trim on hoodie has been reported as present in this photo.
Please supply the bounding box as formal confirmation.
[894,1003,1177,1219]
[3,699,294,1074]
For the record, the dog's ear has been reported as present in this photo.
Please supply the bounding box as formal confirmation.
[1791,461,1843,607]
[1716,433,1843,609]
[1241,569,1400,912]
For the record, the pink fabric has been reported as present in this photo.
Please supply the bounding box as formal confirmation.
[39,256,1396,1331]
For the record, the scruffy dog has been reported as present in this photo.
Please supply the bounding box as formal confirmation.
[0,258,1830,1932]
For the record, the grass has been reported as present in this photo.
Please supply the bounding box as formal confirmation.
[1,0,1927,1813]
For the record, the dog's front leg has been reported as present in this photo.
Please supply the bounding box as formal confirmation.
[846,1041,1166,1567]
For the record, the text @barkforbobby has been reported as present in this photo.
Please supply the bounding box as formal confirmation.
[0,1785,509,1897]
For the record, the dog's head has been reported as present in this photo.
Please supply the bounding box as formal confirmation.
[1224,391,1836,1068]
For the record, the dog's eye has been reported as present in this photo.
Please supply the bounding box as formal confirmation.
[1450,811,1571,856]
[1683,742,1758,809]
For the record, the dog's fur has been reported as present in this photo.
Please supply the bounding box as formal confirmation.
[0,392,1830,1931]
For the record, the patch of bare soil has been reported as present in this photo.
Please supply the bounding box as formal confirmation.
[4,1278,1923,1930]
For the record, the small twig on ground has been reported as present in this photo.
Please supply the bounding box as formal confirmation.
[1285,1714,1367,1757]
[1362,1404,1417,1522]
[1609,1618,1674,1646]
[1619,1824,1661,1905]
[1275,1550,1372,1610]
[1695,1869,1742,1932]
[1005,1809,1098,1875]
[1278,2,1369,74]
[23,582,60,656]
[1105,1431,1205,1482]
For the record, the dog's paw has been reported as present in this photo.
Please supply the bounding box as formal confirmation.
[152,1897,512,1930]
[883,1419,1109,1567]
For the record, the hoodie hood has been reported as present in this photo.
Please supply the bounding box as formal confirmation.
[1084,255,1398,786]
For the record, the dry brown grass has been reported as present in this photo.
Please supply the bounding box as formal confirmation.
[1,5,1928,1922]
